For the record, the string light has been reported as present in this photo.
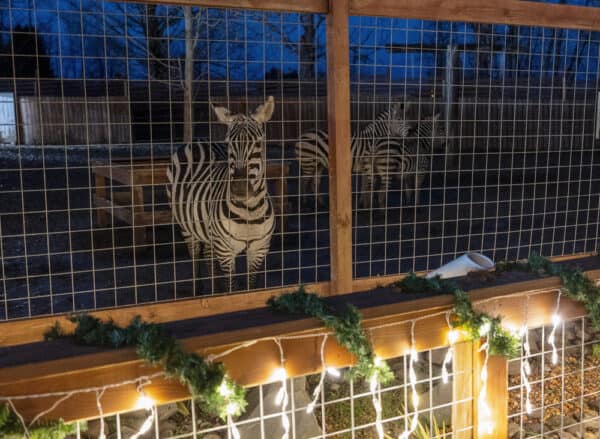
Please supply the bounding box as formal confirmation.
[219,378,241,439]
[370,356,384,439]
[273,339,290,439]
[547,292,562,365]
[306,335,340,414]
[399,321,419,439]
[478,335,494,435]
[520,296,533,415]
[130,384,155,439]
[442,312,458,384]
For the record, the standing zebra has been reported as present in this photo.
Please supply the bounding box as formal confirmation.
[359,113,445,207]
[166,97,276,291]
[294,103,413,207]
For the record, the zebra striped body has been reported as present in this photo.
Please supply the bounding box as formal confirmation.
[294,104,412,206]
[166,97,275,291]
[360,113,444,206]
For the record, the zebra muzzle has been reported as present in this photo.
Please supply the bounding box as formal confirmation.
[230,170,256,200]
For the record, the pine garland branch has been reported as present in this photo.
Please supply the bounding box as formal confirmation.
[0,403,79,439]
[268,287,393,383]
[44,314,246,420]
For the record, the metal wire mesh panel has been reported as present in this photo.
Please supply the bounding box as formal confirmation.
[0,0,329,320]
[64,346,466,438]
[508,316,600,438]
[349,17,600,278]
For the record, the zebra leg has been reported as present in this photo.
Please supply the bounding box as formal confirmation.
[246,236,272,290]
[186,239,203,294]
[378,175,392,207]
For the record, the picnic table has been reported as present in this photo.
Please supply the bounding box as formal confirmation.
[93,158,291,247]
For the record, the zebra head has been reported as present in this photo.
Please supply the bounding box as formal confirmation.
[212,96,275,202]
[408,112,446,150]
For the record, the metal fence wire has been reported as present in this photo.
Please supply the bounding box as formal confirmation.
[508,316,600,438]
[63,346,466,439]
[0,0,600,320]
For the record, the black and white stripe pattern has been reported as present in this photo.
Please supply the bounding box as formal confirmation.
[294,103,412,206]
[360,113,445,207]
[166,97,276,291]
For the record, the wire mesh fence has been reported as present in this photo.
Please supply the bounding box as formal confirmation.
[349,17,600,278]
[0,0,331,320]
[2,0,600,321]
[508,316,600,438]
[62,346,465,439]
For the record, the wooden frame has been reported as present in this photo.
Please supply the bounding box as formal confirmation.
[3,0,600,436]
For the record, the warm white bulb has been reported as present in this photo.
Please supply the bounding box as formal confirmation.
[306,402,315,414]
[479,322,491,336]
[219,380,232,398]
[374,356,383,367]
[448,329,459,344]
[275,387,286,406]
[135,394,155,411]
[552,313,561,326]
[326,366,341,378]
[226,402,239,416]
[270,367,287,382]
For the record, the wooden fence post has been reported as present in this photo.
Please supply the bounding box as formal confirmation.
[473,341,508,439]
[326,0,353,295]
[452,340,474,438]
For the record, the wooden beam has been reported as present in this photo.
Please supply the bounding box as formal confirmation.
[0,282,329,347]
[1,252,595,347]
[326,0,353,295]
[349,0,600,31]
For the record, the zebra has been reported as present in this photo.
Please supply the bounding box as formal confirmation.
[166,96,276,292]
[294,102,413,207]
[359,113,445,207]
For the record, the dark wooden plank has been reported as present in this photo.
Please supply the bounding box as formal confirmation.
[350,0,600,31]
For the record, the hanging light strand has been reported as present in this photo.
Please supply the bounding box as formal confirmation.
[218,378,241,439]
[273,339,290,439]
[370,356,385,439]
[547,291,562,365]
[130,381,156,439]
[520,296,533,415]
[478,322,494,435]
[307,335,340,414]
[399,321,420,439]
[442,311,458,384]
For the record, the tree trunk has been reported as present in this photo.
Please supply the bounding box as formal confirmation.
[183,6,194,144]
[299,15,316,80]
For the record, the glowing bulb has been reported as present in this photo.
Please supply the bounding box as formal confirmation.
[135,394,154,411]
[479,322,491,336]
[326,366,341,377]
[448,329,459,344]
[306,402,315,414]
[374,356,383,367]
[270,367,287,382]
[552,313,561,326]
[219,380,233,397]
[226,402,239,416]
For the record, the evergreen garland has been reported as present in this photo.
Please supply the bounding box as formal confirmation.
[393,273,521,358]
[268,287,394,383]
[497,253,600,328]
[45,315,246,420]
[0,403,79,439]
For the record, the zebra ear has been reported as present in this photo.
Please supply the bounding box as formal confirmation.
[252,96,275,123]
[212,104,234,125]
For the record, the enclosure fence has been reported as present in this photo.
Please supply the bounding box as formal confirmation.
[2,0,600,437]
